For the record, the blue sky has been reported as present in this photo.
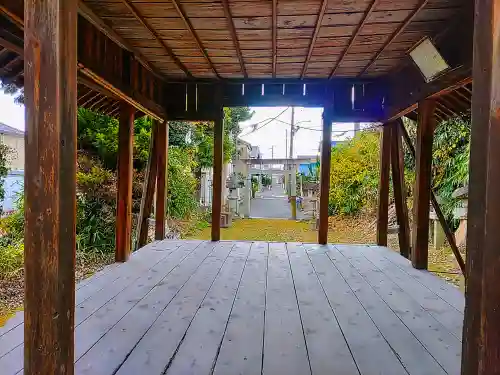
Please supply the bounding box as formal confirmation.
[0,92,359,159]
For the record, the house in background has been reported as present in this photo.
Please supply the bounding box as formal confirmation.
[0,122,24,212]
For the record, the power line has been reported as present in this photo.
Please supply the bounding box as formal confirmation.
[240,107,290,137]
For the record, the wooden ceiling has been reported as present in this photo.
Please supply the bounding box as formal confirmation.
[83,0,464,79]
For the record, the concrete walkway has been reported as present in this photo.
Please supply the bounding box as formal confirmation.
[250,185,307,219]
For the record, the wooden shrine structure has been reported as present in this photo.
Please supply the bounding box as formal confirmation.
[0,0,497,373]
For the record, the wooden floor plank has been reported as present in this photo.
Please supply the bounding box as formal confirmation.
[213,242,269,375]
[114,241,237,375]
[369,245,465,311]
[336,245,462,375]
[0,241,466,375]
[305,244,408,375]
[0,241,175,340]
[74,240,205,361]
[165,242,252,375]
[287,243,360,375]
[76,240,182,304]
[262,242,311,375]
[0,242,177,368]
[355,245,463,340]
[329,245,447,375]
[75,241,230,375]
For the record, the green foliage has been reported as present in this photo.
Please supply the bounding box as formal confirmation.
[328,131,380,215]
[76,155,117,254]
[0,143,13,203]
[0,194,24,277]
[0,241,23,277]
[251,176,259,198]
[404,115,471,221]
[167,147,198,218]
[77,108,119,170]
[432,116,471,220]
[262,174,272,187]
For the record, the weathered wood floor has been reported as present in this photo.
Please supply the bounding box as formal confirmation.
[0,240,464,375]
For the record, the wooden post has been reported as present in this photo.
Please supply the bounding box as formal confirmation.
[462,0,500,373]
[211,107,224,241]
[377,123,392,246]
[24,0,77,373]
[155,121,168,240]
[115,103,134,262]
[400,121,465,272]
[318,106,332,245]
[411,99,435,269]
[137,120,159,249]
[390,120,410,258]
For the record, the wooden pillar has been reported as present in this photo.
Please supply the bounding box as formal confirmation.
[462,0,500,373]
[137,120,159,249]
[115,103,134,262]
[411,99,435,269]
[377,123,392,246]
[24,0,78,373]
[318,107,332,245]
[211,108,224,241]
[155,121,168,240]
[391,120,410,258]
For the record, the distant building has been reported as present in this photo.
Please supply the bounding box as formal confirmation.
[297,155,319,177]
[0,123,24,171]
[250,145,262,159]
[0,123,24,212]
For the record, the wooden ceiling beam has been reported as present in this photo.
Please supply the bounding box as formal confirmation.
[221,0,246,78]
[120,0,191,77]
[0,36,23,56]
[78,2,166,81]
[169,0,219,78]
[301,0,328,79]
[359,0,430,76]
[2,55,21,70]
[272,0,277,78]
[329,0,378,79]
[0,5,23,30]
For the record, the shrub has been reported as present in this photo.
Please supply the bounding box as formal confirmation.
[76,155,117,254]
[328,131,380,215]
[0,193,24,277]
[167,147,198,219]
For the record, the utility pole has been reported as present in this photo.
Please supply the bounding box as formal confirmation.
[270,145,276,159]
[289,106,297,220]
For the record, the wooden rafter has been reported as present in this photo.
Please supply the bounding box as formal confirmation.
[272,0,277,77]
[446,92,469,109]
[454,88,471,103]
[169,0,219,78]
[221,0,246,78]
[436,101,456,118]
[108,102,122,118]
[439,96,462,115]
[301,0,328,78]
[81,92,102,108]
[329,0,379,78]
[0,36,22,56]
[78,2,165,81]
[359,0,430,76]
[120,0,191,77]
[1,55,21,72]
[89,95,108,110]
[0,5,23,30]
